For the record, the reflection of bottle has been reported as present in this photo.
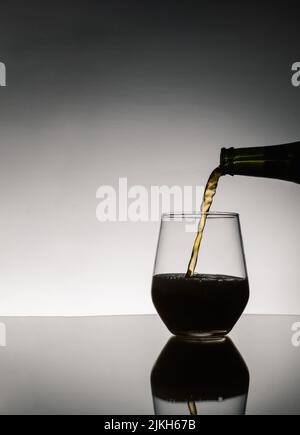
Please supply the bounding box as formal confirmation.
[220,141,300,184]
[151,337,249,415]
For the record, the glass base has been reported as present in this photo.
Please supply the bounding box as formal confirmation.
[173,330,228,342]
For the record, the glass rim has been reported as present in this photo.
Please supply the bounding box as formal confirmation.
[161,211,239,219]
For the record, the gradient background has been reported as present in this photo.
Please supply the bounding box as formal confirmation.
[0,0,299,315]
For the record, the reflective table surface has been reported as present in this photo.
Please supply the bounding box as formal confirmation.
[0,314,299,415]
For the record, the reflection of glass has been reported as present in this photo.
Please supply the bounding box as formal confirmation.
[152,213,249,339]
[151,337,249,415]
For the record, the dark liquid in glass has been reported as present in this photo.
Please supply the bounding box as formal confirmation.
[152,273,249,338]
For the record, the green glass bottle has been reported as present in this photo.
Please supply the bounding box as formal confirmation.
[220,141,300,184]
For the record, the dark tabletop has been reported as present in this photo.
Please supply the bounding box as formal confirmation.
[0,314,299,415]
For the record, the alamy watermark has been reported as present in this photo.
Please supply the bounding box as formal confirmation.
[0,323,6,347]
[0,61,6,87]
[96,177,204,231]
[291,322,300,347]
[291,62,300,87]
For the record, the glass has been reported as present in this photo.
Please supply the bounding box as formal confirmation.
[151,212,249,339]
[151,337,249,415]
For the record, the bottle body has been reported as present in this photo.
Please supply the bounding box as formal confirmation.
[220,141,300,184]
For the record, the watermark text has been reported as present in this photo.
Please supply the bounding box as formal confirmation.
[291,62,300,87]
[291,322,300,347]
[0,323,6,347]
[0,62,6,87]
[96,178,203,231]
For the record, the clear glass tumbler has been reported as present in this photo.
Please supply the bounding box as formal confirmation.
[151,212,249,339]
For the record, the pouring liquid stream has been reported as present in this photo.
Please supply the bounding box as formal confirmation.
[186,167,223,277]
[185,167,223,414]
[188,400,198,415]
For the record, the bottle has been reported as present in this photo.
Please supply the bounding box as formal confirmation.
[220,141,300,184]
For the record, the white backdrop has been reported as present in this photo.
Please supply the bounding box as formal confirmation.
[0,106,299,316]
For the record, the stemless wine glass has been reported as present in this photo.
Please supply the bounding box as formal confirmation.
[151,212,249,339]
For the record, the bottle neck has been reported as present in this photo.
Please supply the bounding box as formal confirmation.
[220,146,267,176]
[220,142,300,182]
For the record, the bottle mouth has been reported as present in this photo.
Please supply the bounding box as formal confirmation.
[220,147,234,175]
